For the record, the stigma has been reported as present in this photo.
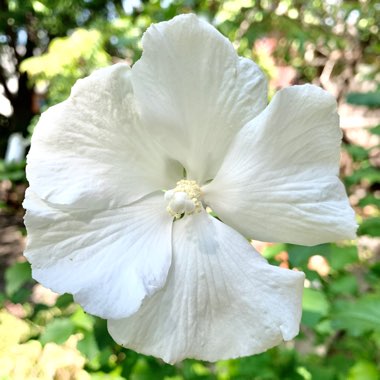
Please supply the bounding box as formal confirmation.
[164,179,202,219]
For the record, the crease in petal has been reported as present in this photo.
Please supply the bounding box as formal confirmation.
[27,63,182,209]
[131,14,267,183]
[23,189,173,319]
[108,211,304,364]
[203,84,357,245]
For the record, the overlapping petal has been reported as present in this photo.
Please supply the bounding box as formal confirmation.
[108,211,304,364]
[131,14,267,183]
[203,84,357,245]
[23,189,173,319]
[27,63,182,209]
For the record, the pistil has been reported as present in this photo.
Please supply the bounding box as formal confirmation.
[164,179,202,219]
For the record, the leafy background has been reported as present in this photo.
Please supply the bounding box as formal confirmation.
[0,0,379,379]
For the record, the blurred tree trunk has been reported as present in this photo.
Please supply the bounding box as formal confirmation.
[0,4,36,156]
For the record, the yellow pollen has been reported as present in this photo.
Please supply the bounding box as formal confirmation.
[164,179,202,219]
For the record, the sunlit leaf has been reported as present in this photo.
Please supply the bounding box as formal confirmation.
[0,310,30,352]
[71,308,95,332]
[347,361,379,380]
[261,243,287,260]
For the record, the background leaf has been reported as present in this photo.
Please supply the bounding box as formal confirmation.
[332,296,380,336]
[5,262,32,297]
[39,318,75,345]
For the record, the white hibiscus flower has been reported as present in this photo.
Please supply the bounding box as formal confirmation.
[23,14,357,364]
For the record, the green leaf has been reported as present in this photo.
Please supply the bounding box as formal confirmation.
[329,274,358,295]
[332,295,380,336]
[370,262,380,278]
[348,361,380,380]
[5,261,32,297]
[358,218,380,237]
[344,144,369,161]
[55,293,74,308]
[346,167,380,186]
[325,245,358,271]
[0,293,5,307]
[287,244,330,267]
[0,160,26,181]
[71,308,95,332]
[130,358,161,380]
[358,194,380,208]
[369,125,380,135]
[307,364,336,380]
[262,243,287,260]
[39,318,75,345]
[77,330,99,361]
[10,287,32,304]
[91,374,126,380]
[315,319,333,335]
[302,288,330,327]
[346,91,380,108]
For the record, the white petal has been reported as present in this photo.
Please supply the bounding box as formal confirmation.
[108,212,304,364]
[27,63,182,209]
[203,85,357,245]
[23,189,173,319]
[132,14,267,183]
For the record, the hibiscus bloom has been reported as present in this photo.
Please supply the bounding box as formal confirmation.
[23,14,357,364]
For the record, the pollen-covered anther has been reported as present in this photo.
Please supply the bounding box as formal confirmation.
[164,179,202,219]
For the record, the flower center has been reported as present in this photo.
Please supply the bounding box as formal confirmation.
[164,179,202,219]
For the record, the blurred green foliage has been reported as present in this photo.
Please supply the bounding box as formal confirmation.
[347,92,380,108]
[0,159,26,181]
[2,235,380,379]
[0,0,380,379]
